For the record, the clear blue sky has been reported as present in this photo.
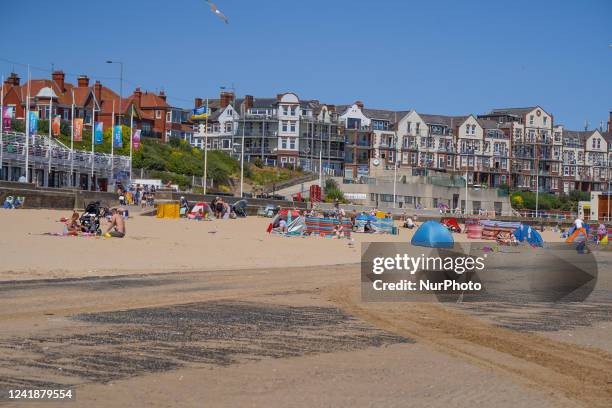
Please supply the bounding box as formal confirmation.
[1,0,611,129]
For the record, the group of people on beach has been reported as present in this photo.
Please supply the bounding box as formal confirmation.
[64,207,126,238]
[117,184,156,208]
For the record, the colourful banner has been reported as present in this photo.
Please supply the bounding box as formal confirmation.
[74,118,83,141]
[132,129,141,150]
[2,107,12,132]
[113,125,122,147]
[28,111,38,135]
[191,106,208,120]
[94,122,104,144]
[52,115,61,137]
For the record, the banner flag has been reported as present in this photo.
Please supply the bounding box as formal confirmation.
[2,107,12,132]
[94,122,104,144]
[28,111,38,136]
[191,106,208,120]
[74,118,83,141]
[113,125,123,147]
[52,115,61,136]
[132,129,141,150]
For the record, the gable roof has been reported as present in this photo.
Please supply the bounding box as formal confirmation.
[419,113,468,128]
[487,106,539,116]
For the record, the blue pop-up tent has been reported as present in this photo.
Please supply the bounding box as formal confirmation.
[513,224,544,247]
[411,221,454,248]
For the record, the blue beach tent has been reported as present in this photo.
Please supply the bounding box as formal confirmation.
[513,224,544,247]
[411,221,454,248]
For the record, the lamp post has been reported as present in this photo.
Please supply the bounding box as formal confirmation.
[393,112,398,209]
[240,103,245,198]
[105,60,123,126]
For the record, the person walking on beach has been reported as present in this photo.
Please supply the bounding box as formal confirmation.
[566,216,587,243]
[104,208,126,238]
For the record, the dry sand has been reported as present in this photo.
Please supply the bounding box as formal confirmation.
[0,209,563,282]
[0,209,610,408]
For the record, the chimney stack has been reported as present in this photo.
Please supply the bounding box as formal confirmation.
[195,97,203,108]
[159,90,166,102]
[94,81,102,104]
[244,95,254,110]
[5,72,20,86]
[276,93,284,101]
[77,75,89,88]
[134,87,142,108]
[52,70,65,92]
[220,91,234,108]
[355,100,364,110]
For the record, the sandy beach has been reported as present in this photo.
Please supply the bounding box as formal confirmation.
[0,209,564,282]
[0,209,610,408]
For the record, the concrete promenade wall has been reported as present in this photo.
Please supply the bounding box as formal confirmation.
[0,181,308,212]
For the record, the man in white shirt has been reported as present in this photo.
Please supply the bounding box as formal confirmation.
[566,217,587,243]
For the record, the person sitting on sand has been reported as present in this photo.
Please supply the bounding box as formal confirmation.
[334,223,345,239]
[364,220,374,233]
[278,217,288,234]
[103,208,126,238]
[403,216,415,229]
[65,211,80,236]
[597,222,607,243]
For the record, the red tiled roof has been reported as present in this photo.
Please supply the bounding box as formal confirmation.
[140,92,169,108]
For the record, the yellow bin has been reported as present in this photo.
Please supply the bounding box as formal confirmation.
[156,203,180,219]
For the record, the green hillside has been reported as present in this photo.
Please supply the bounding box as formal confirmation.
[13,119,304,191]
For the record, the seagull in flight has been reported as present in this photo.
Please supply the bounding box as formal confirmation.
[206,0,229,24]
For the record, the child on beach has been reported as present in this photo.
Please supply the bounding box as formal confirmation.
[65,211,80,236]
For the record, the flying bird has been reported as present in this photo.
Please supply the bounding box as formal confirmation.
[206,0,229,24]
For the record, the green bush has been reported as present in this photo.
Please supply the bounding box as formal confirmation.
[323,178,346,203]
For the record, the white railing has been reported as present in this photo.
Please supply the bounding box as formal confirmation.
[0,131,130,173]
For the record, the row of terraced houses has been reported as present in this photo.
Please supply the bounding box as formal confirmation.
[192,91,612,195]
[2,70,611,194]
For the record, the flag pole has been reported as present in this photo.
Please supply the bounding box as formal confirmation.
[203,98,209,195]
[129,107,133,182]
[25,65,30,183]
[111,99,115,189]
[70,89,75,188]
[0,75,4,181]
[91,97,96,187]
[47,93,53,186]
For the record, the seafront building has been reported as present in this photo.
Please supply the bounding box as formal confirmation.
[1,70,611,197]
[192,93,611,195]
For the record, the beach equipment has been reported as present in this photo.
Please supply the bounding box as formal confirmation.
[513,224,543,247]
[305,216,352,237]
[232,199,248,217]
[411,221,454,248]
[441,217,461,233]
[80,201,104,235]
[261,204,280,217]
[354,214,394,233]
[479,220,520,241]
[156,203,180,219]
[187,202,211,219]
[466,223,482,239]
